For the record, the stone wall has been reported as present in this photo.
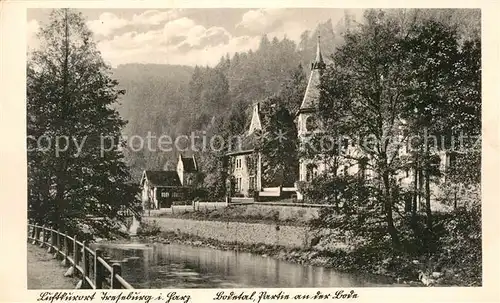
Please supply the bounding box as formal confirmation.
[143,217,315,248]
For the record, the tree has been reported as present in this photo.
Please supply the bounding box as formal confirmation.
[313,9,480,250]
[278,63,307,114]
[257,96,298,187]
[27,9,138,237]
[317,10,412,247]
[401,18,480,228]
[401,19,463,229]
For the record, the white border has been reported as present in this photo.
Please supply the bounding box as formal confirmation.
[1,1,499,302]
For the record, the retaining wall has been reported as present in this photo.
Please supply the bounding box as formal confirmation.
[143,217,315,248]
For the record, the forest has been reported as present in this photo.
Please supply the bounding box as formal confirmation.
[113,17,344,182]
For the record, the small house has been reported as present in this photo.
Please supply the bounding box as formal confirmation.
[140,154,200,209]
[140,170,185,209]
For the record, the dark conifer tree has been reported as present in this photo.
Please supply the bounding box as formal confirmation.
[27,9,138,237]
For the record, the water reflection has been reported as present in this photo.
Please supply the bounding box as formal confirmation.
[93,241,391,289]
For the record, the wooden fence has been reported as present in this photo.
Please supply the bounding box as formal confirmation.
[27,224,133,289]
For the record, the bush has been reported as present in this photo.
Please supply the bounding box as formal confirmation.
[137,220,161,236]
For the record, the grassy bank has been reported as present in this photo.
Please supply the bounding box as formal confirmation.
[155,204,318,227]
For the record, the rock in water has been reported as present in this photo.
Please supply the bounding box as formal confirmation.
[129,216,141,236]
[418,271,436,286]
[74,280,83,289]
[64,267,74,277]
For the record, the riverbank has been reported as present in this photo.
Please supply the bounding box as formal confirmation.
[137,227,415,286]
[138,216,473,287]
[143,201,482,287]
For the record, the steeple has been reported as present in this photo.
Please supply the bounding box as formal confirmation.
[298,33,326,115]
[311,34,326,70]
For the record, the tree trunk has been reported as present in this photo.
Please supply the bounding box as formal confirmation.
[411,156,418,225]
[454,191,457,209]
[418,168,424,210]
[53,9,71,230]
[425,168,432,230]
[382,169,400,248]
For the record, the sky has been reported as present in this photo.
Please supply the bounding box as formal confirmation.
[27,8,364,67]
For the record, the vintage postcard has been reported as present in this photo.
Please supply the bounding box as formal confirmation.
[1,0,499,302]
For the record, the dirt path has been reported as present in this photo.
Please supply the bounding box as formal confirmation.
[27,243,79,289]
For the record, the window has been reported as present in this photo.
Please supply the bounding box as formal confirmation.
[342,138,349,155]
[342,138,349,150]
[305,116,317,132]
[235,158,242,169]
[161,192,170,198]
[171,192,182,198]
[246,155,254,171]
[249,176,256,190]
[359,160,367,179]
[186,176,193,186]
[236,178,242,191]
[306,164,317,182]
[448,152,457,168]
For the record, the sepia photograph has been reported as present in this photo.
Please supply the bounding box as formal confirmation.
[24,7,481,290]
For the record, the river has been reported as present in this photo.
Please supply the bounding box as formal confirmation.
[93,240,394,289]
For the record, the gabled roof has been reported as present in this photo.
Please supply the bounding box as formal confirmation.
[226,102,263,156]
[141,170,182,187]
[226,131,260,156]
[248,102,262,135]
[180,156,197,172]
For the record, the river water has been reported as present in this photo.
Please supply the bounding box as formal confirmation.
[93,240,394,289]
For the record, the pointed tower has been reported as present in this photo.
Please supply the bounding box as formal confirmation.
[296,34,326,193]
[297,34,325,136]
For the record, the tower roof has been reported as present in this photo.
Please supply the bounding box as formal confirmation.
[297,35,326,115]
[312,35,325,69]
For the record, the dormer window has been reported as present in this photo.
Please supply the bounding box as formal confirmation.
[305,116,318,132]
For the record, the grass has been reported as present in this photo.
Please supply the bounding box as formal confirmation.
[157,204,319,226]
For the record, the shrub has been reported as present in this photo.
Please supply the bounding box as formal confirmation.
[137,220,161,236]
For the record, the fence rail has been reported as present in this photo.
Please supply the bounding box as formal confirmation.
[27,224,134,289]
[229,201,336,208]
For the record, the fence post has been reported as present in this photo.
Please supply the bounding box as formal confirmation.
[72,235,79,275]
[56,229,61,256]
[94,249,103,289]
[111,263,122,289]
[63,233,69,266]
[40,225,46,248]
[32,226,38,245]
[48,229,55,253]
[82,240,88,288]
[29,225,34,241]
